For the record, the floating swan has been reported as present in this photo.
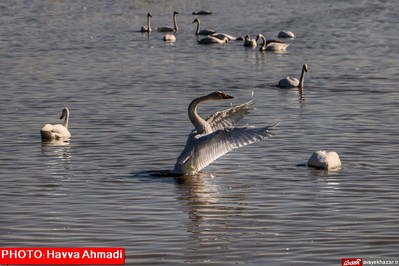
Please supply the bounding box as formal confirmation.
[243,35,257,48]
[140,13,152,32]
[192,18,216,35]
[172,91,276,175]
[278,64,308,88]
[256,33,289,52]
[308,150,342,170]
[192,10,212,15]
[278,30,295,38]
[157,11,179,32]
[211,32,241,41]
[198,36,228,45]
[163,34,176,42]
[40,107,71,141]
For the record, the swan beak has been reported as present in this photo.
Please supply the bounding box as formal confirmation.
[224,94,234,99]
[60,114,64,119]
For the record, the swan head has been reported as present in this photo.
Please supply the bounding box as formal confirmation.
[303,64,308,72]
[173,11,179,15]
[192,18,199,24]
[206,91,234,100]
[60,107,69,119]
[147,12,152,18]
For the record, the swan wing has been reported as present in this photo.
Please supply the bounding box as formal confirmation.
[191,125,275,172]
[206,99,255,131]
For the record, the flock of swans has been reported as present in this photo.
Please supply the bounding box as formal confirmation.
[40,11,339,175]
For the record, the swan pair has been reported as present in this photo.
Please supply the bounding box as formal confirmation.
[140,11,179,33]
[41,107,71,141]
[173,92,277,175]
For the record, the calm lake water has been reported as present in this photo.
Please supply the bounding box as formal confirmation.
[1,0,398,265]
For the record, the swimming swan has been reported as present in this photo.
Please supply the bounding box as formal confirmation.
[278,64,308,88]
[192,10,212,15]
[256,33,289,52]
[198,36,228,45]
[40,107,71,141]
[172,91,276,175]
[192,18,216,35]
[157,11,179,32]
[243,35,257,47]
[140,13,152,32]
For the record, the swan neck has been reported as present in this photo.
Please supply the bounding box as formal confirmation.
[173,13,178,31]
[261,35,266,49]
[195,20,200,34]
[63,111,69,129]
[298,67,306,88]
[147,15,151,29]
[188,96,212,134]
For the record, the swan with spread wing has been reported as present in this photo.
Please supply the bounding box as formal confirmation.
[172,91,277,175]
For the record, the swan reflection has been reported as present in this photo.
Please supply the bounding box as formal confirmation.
[41,141,72,174]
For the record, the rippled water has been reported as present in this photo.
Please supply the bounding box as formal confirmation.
[1,0,399,265]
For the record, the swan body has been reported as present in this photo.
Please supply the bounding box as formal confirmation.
[308,150,342,170]
[278,64,308,88]
[192,18,216,35]
[278,30,295,38]
[192,10,212,15]
[40,107,71,141]
[256,33,289,52]
[243,35,257,48]
[157,11,179,32]
[198,36,228,45]
[140,13,152,32]
[163,34,176,42]
[211,32,240,41]
[172,91,276,175]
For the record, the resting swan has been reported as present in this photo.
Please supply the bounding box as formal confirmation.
[256,33,289,52]
[140,13,152,32]
[198,36,228,45]
[278,30,295,38]
[157,11,179,32]
[278,64,308,88]
[163,34,176,42]
[40,107,71,141]
[192,18,216,35]
[211,32,241,41]
[172,91,276,175]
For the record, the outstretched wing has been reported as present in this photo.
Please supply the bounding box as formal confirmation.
[191,124,276,172]
[206,99,255,131]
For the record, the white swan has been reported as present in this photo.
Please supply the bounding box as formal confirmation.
[192,18,216,35]
[157,11,179,32]
[243,35,257,48]
[40,107,71,141]
[172,91,276,175]
[278,30,295,38]
[198,36,228,45]
[278,64,308,88]
[163,34,176,42]
[256,33,289,52]
[211,32,240,41]
[140,13,152,32]
[308,150,342,170]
